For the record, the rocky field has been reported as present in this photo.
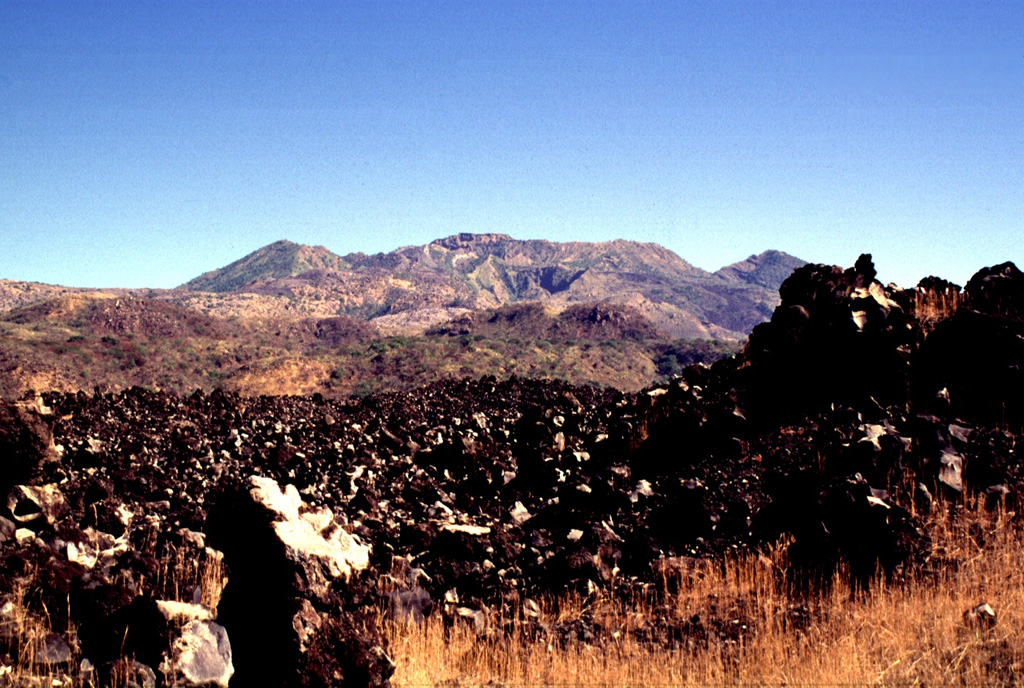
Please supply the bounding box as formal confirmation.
[0,255,1022,687]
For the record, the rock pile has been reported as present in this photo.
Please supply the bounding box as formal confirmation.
[0,255,1020,685]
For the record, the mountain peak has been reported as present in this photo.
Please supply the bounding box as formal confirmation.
[182,240,347,292]
[715,251,807,291]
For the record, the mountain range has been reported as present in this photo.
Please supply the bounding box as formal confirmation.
[178,234,805,339]
[0,235,805,398]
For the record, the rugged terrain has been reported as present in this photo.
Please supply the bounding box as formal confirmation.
[0,254,1021,686]
[179,235,804,339]
[0,235,798,400]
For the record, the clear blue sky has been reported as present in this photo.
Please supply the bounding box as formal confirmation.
[2,1,1021,289]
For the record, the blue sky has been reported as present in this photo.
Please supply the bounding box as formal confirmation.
[2,1,1021,289]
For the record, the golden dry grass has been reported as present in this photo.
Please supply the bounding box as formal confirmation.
[0,540,227,687]
[386,504,1024,687]
[1,503,1021,686]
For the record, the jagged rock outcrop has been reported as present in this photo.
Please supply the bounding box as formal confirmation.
[964,262,1024,321]
[913,261,1024,428]
[737,254,914,421]
[0,397,61,497]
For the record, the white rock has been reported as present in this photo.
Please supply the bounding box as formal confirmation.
[858,424,887,450]
[159,620,233,688]
[66,528,129,571]
[442,524,491,536]
[249,476,370,580]
[7,484,66,525]
[155,601,214,622]
[510,502,531,525]
[939,451,964,492]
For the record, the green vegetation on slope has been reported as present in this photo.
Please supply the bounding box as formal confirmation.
[0,294,740,400]
[183,240,351,292]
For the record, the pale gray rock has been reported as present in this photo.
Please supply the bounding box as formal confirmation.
[159,620,233,688]
[7,484,67,525]
[37,633,72,665]
[248,475,370,594]
[938,451,963,492]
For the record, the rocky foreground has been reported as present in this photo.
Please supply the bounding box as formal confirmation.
[0,256,1022,687]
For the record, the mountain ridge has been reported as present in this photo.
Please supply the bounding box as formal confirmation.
[176,234,806,340]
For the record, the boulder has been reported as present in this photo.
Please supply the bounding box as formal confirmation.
[913,263,1024,427]
[0,398,60,497]
[7,484,68,528]
[206,475,391,688]
[963,262,1024,321]
[739,255,914,422]
[158,618,233,688]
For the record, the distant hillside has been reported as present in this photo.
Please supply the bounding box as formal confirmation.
[0,281,97,314]
[429,302,661,342]
[0,291,738,399]
[0,235,804,398]
[5,292,225,340]
[179,234,805,340]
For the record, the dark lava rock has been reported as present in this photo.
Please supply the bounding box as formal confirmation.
[913,262,1024,428]
[0,397,60,496]
[738,255,914,422]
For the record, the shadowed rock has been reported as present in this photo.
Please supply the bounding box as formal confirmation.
[206,476,391,688]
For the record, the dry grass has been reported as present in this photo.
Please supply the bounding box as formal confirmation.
[0,539,227,687]
[0,581,81,687]
[150,537,228,611]
[1,505,1021,687]
[386,504,1024,687]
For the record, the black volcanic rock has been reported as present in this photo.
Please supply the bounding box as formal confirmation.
[912,262,1024,428]
[0,397,60,497]
[964,262,1024,321]
[738,255,914,422]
